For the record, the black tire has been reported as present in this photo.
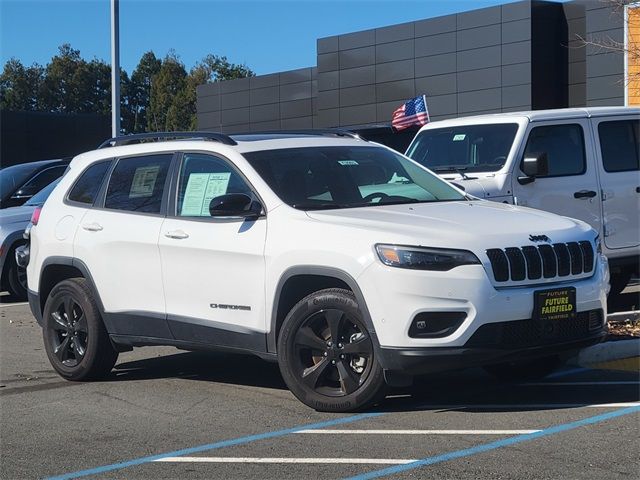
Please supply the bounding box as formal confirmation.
[609,270,633,297]
[277,288,386,412]
[42,278,118,381]
[484,355,563,382]
[6,248,27,301]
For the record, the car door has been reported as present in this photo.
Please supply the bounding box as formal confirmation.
[592,117,640,249]
[158,152,267,351]
[511,120,602,234]
[73,153,175,338]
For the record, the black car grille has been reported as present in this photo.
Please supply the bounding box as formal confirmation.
[465,309,604,349]
[486,241,594,283]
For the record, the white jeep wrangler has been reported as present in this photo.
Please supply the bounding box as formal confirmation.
[23,131,609,411]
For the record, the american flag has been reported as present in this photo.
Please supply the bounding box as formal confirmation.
[391,95,430,131]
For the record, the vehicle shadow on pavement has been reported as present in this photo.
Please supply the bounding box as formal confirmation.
[110,351,288,390]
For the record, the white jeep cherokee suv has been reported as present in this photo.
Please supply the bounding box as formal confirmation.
[23,131,609,412]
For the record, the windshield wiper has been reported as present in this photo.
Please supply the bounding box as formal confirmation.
[293,202,349,210]
[432,166,477,180]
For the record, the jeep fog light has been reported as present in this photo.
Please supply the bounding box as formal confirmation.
[376,244,480,271]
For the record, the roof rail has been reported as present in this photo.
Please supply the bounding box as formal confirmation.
[97,131,237,149]
[231,129,364,140]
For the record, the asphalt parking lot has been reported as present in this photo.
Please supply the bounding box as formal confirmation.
[1,291,638,480]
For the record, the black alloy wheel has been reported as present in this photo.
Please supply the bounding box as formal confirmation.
[48,296,88,367]
[278,288,386,412]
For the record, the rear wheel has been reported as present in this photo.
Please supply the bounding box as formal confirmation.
[484,355,563,382]
[6,248,27,301]
[277,288,386,412]
[43,278,118,381]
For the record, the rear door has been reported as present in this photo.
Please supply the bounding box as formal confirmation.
[592,117,640,249]
[73,153,175,338]
[511,120,602,234]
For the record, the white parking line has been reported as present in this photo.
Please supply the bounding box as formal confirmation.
[418,402,640,409]
[0,302,29,308]
[520,381,640,386]
[154,457,417,465]
[295,429,540,435]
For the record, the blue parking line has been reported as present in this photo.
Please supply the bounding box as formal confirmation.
[46,412,383,480]
[344,404,640,480]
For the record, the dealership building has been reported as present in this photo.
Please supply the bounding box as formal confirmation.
[196,0,638,146]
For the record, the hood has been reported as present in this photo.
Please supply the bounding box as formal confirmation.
[438,172,509,199]
[306,200,593,250]
[0,205,35,228]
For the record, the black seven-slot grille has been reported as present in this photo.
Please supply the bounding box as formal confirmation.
[487,241,594,283]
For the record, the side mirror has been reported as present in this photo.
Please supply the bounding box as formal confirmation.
[209,193,263,218]
[518,152,548,185]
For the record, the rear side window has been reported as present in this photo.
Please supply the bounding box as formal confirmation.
[104,154,172,214]
[19,165,67,197]
[523,124,586,177]
[68,161,111,205]
[598,120,640,172]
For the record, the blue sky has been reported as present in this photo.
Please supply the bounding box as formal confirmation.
[2,0,517,75]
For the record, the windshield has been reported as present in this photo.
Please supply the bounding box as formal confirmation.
[25,178,60,206]
[0,163,42,199]
[244,146,466,210]
[406,123,519,173]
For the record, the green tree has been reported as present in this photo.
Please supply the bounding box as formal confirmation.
[129,51,161,133]
[148,52,187,131]
[0,58,44,111]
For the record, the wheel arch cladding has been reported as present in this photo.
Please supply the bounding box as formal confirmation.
[268,266,379,353]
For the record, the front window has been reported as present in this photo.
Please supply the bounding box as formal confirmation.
[406,123,519,173]
[244,146,466,210]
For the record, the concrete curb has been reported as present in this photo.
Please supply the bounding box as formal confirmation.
[569,338,640,371]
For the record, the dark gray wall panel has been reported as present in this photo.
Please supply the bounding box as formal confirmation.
[586,6,623,33]
[280,68,313,85]
[197,111,221,129]
[340,65,375,88]
[250,120,281,131]
[219,77,250,94]
[414,73,457,96]
[415,32,456,57]
[221,107,250,125]
[376,59,414,83]
[458,45,501,71]
[457,24,501,51]
[318,52,339,72]
[339,46,375,69]
[376,22,414,44]
[502,63,531,86]
[317,108,339,127]
[318,36,339,54]
[197,94,220,113]
[569,61,586,85]
[457,5,501,30]
[280,82,312,101]
[317,71,339,91]
[280,99,313,119]
[250,86,279,106]
[502,18,531,44]
[587,51,624,78]
[502,84,531,108]
[458,88,501,113]
[426,93,457,116]
[457,67,501,92]
[415,53,457,77]
[569,83,587,107]
[502,41,531,65]
[414,14,457,37]
[376,100,402,123]
[587,97,624,107]
[250,103,279,123]
[339,29,376,50]
[318,89,339,109]
[502,0,531,22]
[250,73,279,89]
[197,83,220,97]
[586,74,624,101]
[376,79,415,103]
[221,91,250,109]
[339,84,376,107]
[281,116,313,129]
[376,39,414,63]
[340,104,376,126]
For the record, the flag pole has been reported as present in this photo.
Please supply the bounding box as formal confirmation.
[110,0,121,137]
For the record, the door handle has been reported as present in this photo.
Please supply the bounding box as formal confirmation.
[165,230,189,240]
[82,222,103,232]
[573,190,597,199]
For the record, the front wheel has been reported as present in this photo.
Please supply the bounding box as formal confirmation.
[277,288,386,412]
[43,278,118,381]
[484,355,563,382]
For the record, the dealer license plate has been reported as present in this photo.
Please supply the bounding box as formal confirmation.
[534,287,576,322]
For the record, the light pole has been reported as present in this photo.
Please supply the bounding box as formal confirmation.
[110,0,121,137]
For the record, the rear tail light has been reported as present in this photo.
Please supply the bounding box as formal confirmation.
[31,206,42,226]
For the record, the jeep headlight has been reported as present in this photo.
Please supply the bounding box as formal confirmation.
[375,244,480,271]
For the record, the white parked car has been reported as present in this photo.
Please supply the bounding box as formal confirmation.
[22,131,608,412]
[406,107,639,296]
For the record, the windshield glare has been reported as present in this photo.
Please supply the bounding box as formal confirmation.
[406,123,519,173]
[244,146,466,210]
